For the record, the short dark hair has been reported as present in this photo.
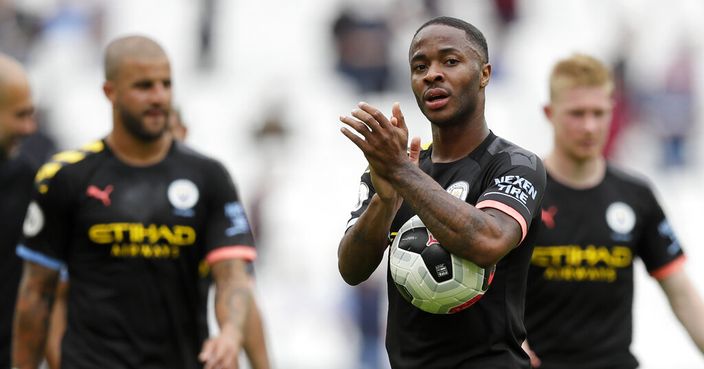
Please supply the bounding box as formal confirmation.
[413,16,489,63]
[104,35,168,80]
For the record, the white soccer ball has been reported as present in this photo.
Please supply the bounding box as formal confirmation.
[389,215,495,314]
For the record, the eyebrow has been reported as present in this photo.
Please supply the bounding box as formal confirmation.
[411,45,484,63]
[411,46,457,61]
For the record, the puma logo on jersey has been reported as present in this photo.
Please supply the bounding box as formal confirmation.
[541,206,558,229]
[87,185,114,206]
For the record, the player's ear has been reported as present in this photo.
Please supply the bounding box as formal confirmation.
[542,104,552,120]
[103,81,115,103]
[480,63,491,89]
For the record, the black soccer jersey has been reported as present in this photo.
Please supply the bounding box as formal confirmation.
[525,166,685,369]
[347,132,546,369]
[0,155,35,368]
[18,140,256,369]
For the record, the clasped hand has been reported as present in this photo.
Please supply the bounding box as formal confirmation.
[340,102,421,205]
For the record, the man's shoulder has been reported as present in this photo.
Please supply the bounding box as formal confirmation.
[34,140,107,194]
[486,135,543,171]
[171,141,230,177]
[605,164,654,193]
[172,141,224,167]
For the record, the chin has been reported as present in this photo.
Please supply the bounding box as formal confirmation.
[428,114,462,128]
[130,125,168,142]
[570,152,600,162]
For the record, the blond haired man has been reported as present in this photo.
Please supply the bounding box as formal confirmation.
[523,54,704,368]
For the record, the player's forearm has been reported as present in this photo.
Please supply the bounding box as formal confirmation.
[13,298,53,369]
[213,260,251,345]
[662,271,704,353]
[387,162,511,267]
[12,264,59,369]
[214,297,249,351]
[243,297,270,369]
[677,301,704,354]
[674,294,704,354]
[45,280,69,369]
[338,194,398,285]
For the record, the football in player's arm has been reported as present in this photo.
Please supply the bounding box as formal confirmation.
[338,16,546,368]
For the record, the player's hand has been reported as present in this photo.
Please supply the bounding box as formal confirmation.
[199,331,242,369]
[409,135,421,166]
[376,134,420,197]
[340,102,411,181]
[369,106,422,208]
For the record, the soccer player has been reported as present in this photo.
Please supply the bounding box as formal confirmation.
[41,103,270,369]
[0,52,36,369]
[523,54,704,368]
[12,35,263,369]
[338,16,546,368]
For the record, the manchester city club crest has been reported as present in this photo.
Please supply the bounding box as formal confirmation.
[168,179,199,217]
[446,181,469,201]
[606,202,635,241]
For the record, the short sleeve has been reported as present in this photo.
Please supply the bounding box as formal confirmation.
[17,163,73,270]
[202,161,257,265]
[475,152,546,243]
[637,190,685,280]
[345,168,375,231]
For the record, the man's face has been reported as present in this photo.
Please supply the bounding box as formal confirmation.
[408,24,490,126]
[546,86,613,162]
[105,56,172,142]
[0,79,36,157]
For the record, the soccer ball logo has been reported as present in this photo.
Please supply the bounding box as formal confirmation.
[390,215,495,314]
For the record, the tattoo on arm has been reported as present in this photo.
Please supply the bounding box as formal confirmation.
[212,259,251,338]
[392,165,519,266]
[13,262,60,369]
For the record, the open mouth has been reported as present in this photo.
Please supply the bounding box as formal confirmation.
[424,88,450,110]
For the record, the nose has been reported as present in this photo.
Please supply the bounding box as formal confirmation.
[583,114,600,133]
[423,62,444,83]
[150,83,171,105]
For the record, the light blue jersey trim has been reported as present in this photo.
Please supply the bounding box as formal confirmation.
[16,244,64,271]
[59,267,69,281]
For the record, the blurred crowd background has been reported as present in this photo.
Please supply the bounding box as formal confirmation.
[2,0,703,368]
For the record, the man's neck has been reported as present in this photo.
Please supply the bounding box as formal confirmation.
[430,119,489,163]
[105,130,172,167]
[544,152,606,189]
